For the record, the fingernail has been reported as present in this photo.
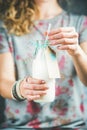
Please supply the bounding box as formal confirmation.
[50,41,56,45]
[42,80,45,83]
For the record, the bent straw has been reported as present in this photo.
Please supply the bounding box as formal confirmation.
[45,23,52,43]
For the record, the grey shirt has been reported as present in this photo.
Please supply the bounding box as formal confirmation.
[0,11,87,129]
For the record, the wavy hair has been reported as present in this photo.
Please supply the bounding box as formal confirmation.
[0,0,38,35]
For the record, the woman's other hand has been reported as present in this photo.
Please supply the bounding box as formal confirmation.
[19,77,48,101]
[48,27,79,56]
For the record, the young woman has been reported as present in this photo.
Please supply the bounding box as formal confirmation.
[0,0,87,129]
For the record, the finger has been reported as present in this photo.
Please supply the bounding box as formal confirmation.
[48,27,75,36]
[57,44,77,50]
[50,38,78,45]
[49,32,78,40]
[25,90,47,96]
[24,83,48,90]
[25,77,45,84]
[57,44,79,56]
[21,87,47,100]
[27,95,41,101]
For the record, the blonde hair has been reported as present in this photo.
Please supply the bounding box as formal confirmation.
[0,0,38,36]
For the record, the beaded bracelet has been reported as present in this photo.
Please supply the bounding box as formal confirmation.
[11,80,26,101]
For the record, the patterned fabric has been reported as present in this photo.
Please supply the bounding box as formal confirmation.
[0,11,87,129]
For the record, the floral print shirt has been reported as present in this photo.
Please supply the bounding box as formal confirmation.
[0,11,87,129]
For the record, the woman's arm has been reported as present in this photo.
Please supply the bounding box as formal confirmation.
[0,52,48,100]
[72,42,87,86]
[48,27,87,86]
[0,52,16,98]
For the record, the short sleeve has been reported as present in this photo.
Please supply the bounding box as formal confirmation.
[79,16,87,44]
[0,25,9,53]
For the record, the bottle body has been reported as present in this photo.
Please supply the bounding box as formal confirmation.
[32,48,55,103]
[34,79,55,103]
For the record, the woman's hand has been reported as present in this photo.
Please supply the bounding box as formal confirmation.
[19,77,48,101]
[48,27,79,56]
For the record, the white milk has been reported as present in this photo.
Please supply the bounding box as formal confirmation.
[32,48,55,103]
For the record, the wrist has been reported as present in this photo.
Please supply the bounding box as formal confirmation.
[11,80,26,101]
[71,45,83,58]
